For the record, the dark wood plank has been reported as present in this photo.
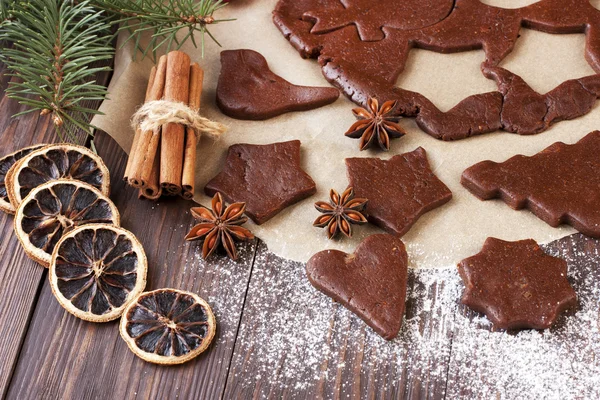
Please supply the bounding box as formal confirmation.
[7,131,258,399]
[0,56,110,397]
[445,233,600,399]
[224,233,600,398]
[223,242,457,399]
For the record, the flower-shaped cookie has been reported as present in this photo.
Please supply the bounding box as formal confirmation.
[458,238,577,330]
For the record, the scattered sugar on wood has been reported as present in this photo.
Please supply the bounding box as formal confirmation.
[217,238,600,398]
[173,214,599,398]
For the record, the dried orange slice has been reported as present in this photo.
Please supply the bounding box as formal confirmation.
[6,143,110,209]
[14,179,120,267]
[49,223,147,322]
[0,145,45,214]
[120,288,216,365]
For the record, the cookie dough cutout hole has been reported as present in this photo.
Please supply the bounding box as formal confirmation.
[396,49,497,112]
[478,0,541,9]
[500,29,595,94]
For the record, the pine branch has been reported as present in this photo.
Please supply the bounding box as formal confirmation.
[0,0,232,143]
[92,0,233,59]
[0,1,10,20]
[0,0,15,29]
[0,0,114,141]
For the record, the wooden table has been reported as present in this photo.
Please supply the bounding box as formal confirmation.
[0,50,599,400]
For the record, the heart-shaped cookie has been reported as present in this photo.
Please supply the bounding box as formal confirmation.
[306,234,408,340]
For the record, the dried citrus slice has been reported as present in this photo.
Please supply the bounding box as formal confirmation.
[14,179,120,267]
[120,288,216,365]
[6,143,110,209]
[49,223,147,322]
[0,145,45,214]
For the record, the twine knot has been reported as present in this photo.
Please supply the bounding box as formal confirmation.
[131,100,227,139]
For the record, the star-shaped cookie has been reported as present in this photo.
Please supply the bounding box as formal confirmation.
[458,238,577,330]
[462,131,600,238]
[346,147,452,236]
[306,233,408,340]
[205,140,316,225]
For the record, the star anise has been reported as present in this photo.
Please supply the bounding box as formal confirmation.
[185,192,254,260]
[345,97,406,151]
[313,187,368,239]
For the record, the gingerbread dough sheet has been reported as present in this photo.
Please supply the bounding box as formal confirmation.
[93,0,599,268]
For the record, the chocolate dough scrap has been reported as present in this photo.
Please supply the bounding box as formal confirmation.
[458,237,577,330]
[205,140,316,225]
[273,0,600,139]
[483,66,599,135]
[216,49,340,120]
[346,147,452,237]
[462,131,600,238]
[306,233,408,340]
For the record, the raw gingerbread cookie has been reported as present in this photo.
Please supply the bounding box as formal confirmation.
[216,49,339,120]
[205,140,316,224]
[462,131,600,238]
[346,147,452,236]
[458,237,577,330]
[273,0,600,139]
[306,233,408,340]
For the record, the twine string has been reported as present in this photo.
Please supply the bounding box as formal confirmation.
[131,100,227,138]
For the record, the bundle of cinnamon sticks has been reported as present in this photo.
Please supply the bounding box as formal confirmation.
[124,50,203,200]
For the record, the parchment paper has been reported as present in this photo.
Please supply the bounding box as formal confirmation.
[93,0,599,268]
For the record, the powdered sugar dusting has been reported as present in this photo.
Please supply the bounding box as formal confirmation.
[174,218,258,347]
[226,243,459,397]
[224,237,600,398]
[405,241,459,269]
[446,236,600,399]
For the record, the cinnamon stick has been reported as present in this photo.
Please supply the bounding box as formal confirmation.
[139,141,162,200]
[181,63,204,200]
[128,55,168,188]
[124,65,156,181]
[160,51,190,195]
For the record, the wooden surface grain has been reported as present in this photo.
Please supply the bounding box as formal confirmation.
[223,246,457,400]
[6,131,258,400]
[0,51,599,400]
[0,50,103,398]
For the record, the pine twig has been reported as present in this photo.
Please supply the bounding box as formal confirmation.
[0,0,114,141]
[0,1,13,25]
[93,0,234,59]
[0,0,233,143]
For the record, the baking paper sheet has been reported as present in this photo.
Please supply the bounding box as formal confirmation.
[93,0,599,268]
